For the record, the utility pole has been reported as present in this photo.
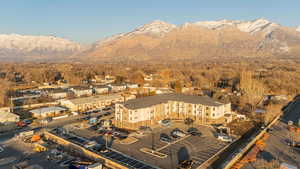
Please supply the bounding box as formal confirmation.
[151,130,155,151]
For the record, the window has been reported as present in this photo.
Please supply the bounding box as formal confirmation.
[212,113,215,117]
[206,107,209,110]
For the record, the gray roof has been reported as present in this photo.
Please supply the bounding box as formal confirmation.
[69,93,123,105]
[123,93,224,110]
[30,106,67,115]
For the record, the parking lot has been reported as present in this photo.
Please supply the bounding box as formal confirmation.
[55,116,231,169]
[109,122,230,169]
[0,138,65,169]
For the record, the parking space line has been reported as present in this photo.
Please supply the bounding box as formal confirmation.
[156,135,191,152]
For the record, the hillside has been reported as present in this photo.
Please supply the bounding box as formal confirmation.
[84,19,300,62]
[1,19,300,62]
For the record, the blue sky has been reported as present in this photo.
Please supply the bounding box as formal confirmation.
[0,0,299,44]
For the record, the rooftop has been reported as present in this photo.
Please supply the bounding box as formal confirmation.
[29,106,67,114]
[70,85,92,90]
[0,111,19,120]
[123,93,225,110]
[68,93,123,105]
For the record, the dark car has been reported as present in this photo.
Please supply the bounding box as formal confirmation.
[92,144,107,152]
[160,133,172,143]
[171,128,186,138]
[90,125,99,131]
[187,127,202,136]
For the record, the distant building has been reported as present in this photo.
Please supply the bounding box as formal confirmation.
[108,84,127,92]
[93,85,109,94]
[0,111,19,124]
[59,94,124,112]
[29,106,67,118]
[115,93,231,129]
[70,86,93,97]
[155,88,174,95]
[42,88,69,99]
[144,74,153,81]
[126,83,139,89]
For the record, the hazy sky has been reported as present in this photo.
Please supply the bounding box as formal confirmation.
[0,0,299,44]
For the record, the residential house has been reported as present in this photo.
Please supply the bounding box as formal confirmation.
[126,83,139,89]
[108,84,127,92]
[93,85,109,94]
[115,93,231,130]
[70,86,93,97]
[0,108,19,124]
[155,88,174,94]
[42,88,69,99]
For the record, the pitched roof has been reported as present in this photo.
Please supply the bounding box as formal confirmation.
[122,93,224,110]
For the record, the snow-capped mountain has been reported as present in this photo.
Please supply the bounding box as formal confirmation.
[127,20,176,36]
[95,20,176,47]
[86,18,300,62]
[184,18,279,35]
[0,34,84,60]
[1,18,300,62]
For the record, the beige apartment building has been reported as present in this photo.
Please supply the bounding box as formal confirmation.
[60,93,124,112]
[114,93,231,129]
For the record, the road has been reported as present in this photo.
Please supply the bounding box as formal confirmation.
[0,108,114,143]
[282,97,300,125]
[243,97,300,169]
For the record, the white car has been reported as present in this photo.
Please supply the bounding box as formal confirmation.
[217,134,233,142]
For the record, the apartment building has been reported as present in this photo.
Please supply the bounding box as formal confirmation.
[59,93,124,112]
[115,93,231,129]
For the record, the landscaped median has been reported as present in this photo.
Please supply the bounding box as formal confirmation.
[119,136,138,145]
[140,147,168,158]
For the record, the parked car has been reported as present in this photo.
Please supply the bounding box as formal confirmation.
[112,132,128,140]
[217,134,233,142]
[160,119,171,126]
[23,119,32,125]
[171,128,186,138]
[187,127,202,136]
[92,144,107,152]
[160,133,172,143]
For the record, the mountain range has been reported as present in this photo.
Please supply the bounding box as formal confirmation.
[1,18,300,62]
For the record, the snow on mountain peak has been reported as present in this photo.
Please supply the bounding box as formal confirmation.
[0,34,83,57]
[184,18,279,34]
[129,20,176,36]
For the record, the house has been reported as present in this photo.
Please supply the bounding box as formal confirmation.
[98,75,116,84]
[0,111,19,124]
[126,83,139,89]
[155,88,174,94]
[108,84,127,92]
[93,85,109,94]
[59,93,124,112]
[69,86,93,97]
[29,106,67,118]
[0,107,11,113]
[115,93,231,129]
[144,74,153,81]
[42,88,69,99]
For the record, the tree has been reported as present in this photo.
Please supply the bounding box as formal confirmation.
[0,79,11,106]
[240,71,265,106]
